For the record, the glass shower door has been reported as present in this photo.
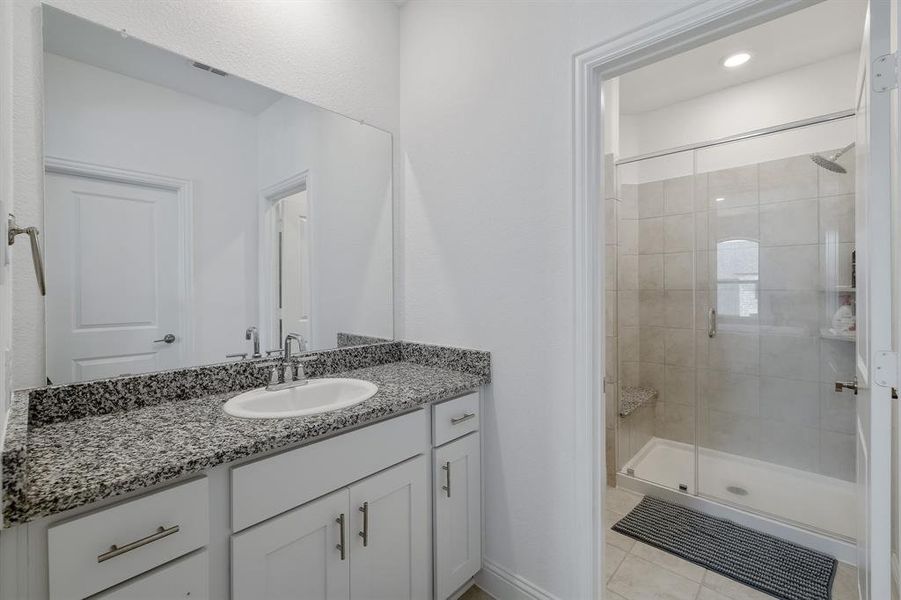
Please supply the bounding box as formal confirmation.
[694,121,857,540]
[614,150,698,493]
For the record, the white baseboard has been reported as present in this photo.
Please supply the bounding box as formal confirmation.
[475,560,561,600]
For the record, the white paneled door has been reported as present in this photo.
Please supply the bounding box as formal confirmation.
[44,172,186,384]
[853,1,895,598]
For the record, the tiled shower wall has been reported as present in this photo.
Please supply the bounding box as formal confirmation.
[610,148,857,483]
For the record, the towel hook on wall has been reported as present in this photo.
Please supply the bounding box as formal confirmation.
[8,214,46,296]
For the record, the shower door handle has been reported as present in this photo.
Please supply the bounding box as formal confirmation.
[707,308,716,338]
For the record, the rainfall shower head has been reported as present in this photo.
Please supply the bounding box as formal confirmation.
[810,143,855,174]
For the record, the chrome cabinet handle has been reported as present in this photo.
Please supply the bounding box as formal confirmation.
[154,334,176,344]
[8,214,46,296]
[442,461,451,498]
[97,525,179,563]
[707,309,717,339]
[335,513,346,560]
[450,412,476,425]
[358,502,369,547]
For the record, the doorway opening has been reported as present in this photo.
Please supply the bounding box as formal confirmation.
[573,1,896,598]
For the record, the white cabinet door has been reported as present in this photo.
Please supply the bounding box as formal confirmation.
[349,456,428,600]
[92,551,209,600]
[231,488,350,600]
[434,434,481,600]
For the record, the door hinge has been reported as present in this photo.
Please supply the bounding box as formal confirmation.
[874,52,899,93]
[874,351,898,388]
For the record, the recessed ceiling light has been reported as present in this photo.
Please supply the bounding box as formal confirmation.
[723,52,751,68]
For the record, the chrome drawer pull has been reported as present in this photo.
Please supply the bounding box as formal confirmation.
[358,502,369,547]
[442,461,451,498]
[450,412,476,425]
[336,514,346,560]
[97,525,180,563]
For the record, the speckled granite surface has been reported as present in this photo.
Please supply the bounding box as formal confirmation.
[619,386,658,417]
[2,342,490,527]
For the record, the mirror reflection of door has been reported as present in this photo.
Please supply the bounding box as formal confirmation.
[44,170,186,385]
[276,190,312,349]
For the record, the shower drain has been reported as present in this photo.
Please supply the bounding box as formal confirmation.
[726,485,748,496]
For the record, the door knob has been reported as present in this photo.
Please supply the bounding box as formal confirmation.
[835,378,858,395]
[154,334,176,344]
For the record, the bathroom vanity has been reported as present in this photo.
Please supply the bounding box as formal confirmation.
[0,341,489,600]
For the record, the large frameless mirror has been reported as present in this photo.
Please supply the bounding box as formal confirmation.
[25,6,394,385]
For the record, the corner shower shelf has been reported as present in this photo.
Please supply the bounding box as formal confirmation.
[619,386,658,418]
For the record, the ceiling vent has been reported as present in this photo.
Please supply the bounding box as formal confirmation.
[191,61,228,77]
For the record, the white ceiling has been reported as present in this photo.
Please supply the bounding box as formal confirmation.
[43,6,284,115]
[618,0,867,115]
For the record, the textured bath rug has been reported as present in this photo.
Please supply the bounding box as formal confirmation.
[612,496,837,600]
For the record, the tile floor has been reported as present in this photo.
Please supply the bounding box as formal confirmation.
[604,486,860,600]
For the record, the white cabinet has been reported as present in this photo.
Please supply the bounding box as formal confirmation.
[232,455,428,600]
[231,489,351,600]
[434,433,481,600]
[91,551,209,600]
[349,456,429,600]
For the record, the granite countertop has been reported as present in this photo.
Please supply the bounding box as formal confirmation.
[2,342,489,527]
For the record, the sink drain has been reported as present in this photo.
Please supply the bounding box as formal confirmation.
[726,485,748,496]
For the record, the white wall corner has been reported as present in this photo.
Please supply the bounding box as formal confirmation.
[476,560,564,600]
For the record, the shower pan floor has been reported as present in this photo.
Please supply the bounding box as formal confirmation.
[621,437,855,540]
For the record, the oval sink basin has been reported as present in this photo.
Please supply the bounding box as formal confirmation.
[223,378,378,419]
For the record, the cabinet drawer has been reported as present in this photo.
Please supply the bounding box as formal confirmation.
[433,393,479,446]
[48,478,209,600]
[231,409,428,531]
[90,550,209,600]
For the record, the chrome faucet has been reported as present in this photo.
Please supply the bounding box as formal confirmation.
[245,326,262,358]
[261,333,318,391]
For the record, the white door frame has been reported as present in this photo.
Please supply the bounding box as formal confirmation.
[571,1,827,597]
[43,155,195,370]
[258,171,314,352]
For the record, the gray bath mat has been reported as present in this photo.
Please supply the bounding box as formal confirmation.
[612,496,837,600]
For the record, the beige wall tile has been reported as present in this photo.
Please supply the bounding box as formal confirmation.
[760,334,819,381]
[760,198,818,246]
[707,332,759,375]
[638,254,664,289]
[704,409,760,458]
[710,205,758,247]
[817,148,855,197]
[759,376,819,426]
[664,290,693,328]
[707,165,758,209]
[820,242,854,288]
[759,290,819,336]
[665,213,694,253]
[700,368,759,417]
[618,254,638,290]
[619,183,639,219]
[619,218,638,255]
[664,252,693,290]
[639,327,664,363]
[758,154,817,204]
[664,328,694,366]
[618,290,639,327]
[819,382,855,434]
[819,194,854,244]
[639,290,664,327]
[620,327,639,363]
[639,217,664,254]
[605,245,618,291]
[638,181,664,218]
[760,245,818,290]
[664,175,694,215]
[605,198,618,243]
[665,365,695,405]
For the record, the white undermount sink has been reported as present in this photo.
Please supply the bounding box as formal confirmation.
[223,378,378,419]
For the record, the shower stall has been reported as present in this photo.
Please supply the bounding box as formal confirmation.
[607,113,857,554]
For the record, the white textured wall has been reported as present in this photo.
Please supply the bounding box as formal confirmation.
[399,1,691,597]
[619,52,859,158]
[7,0,400,388]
